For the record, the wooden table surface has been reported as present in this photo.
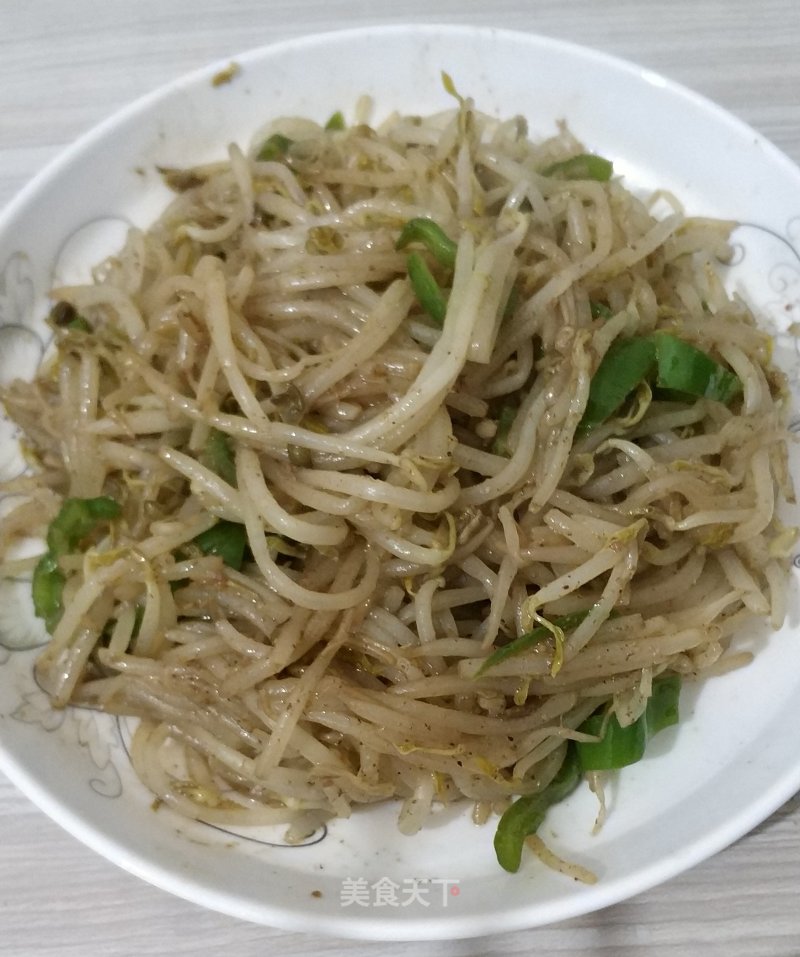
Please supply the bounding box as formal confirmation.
[2,2,800,954]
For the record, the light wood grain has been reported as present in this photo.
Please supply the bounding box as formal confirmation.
[2,2,800,954]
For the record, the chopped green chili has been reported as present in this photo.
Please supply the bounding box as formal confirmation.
[640,673,682,735]
[325,110,346,131]
[494,746,581,872]
[579,337,657,434]
[590,300,614,321]
[406,251,448,326]
[257,133,292,162]
[200,428,237,487]
[575,674,681,771]
[576,710,648,770]
[542,153,614,182]
[193,520,248,571]
[396,218,458,326]
[46,497,121,557]
[477,610,590,676]
[32,553,66,633]
[494,674,681,872]
[578,334,741,435]
[33,496,121,633]
[491,404,518,458]
[176,511,249,581]
[654,334,742,403]
[396,217,457,269]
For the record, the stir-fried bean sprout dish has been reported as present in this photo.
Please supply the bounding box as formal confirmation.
[1,83,796,875]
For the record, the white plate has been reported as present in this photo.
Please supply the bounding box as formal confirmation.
[1,23,800,941]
